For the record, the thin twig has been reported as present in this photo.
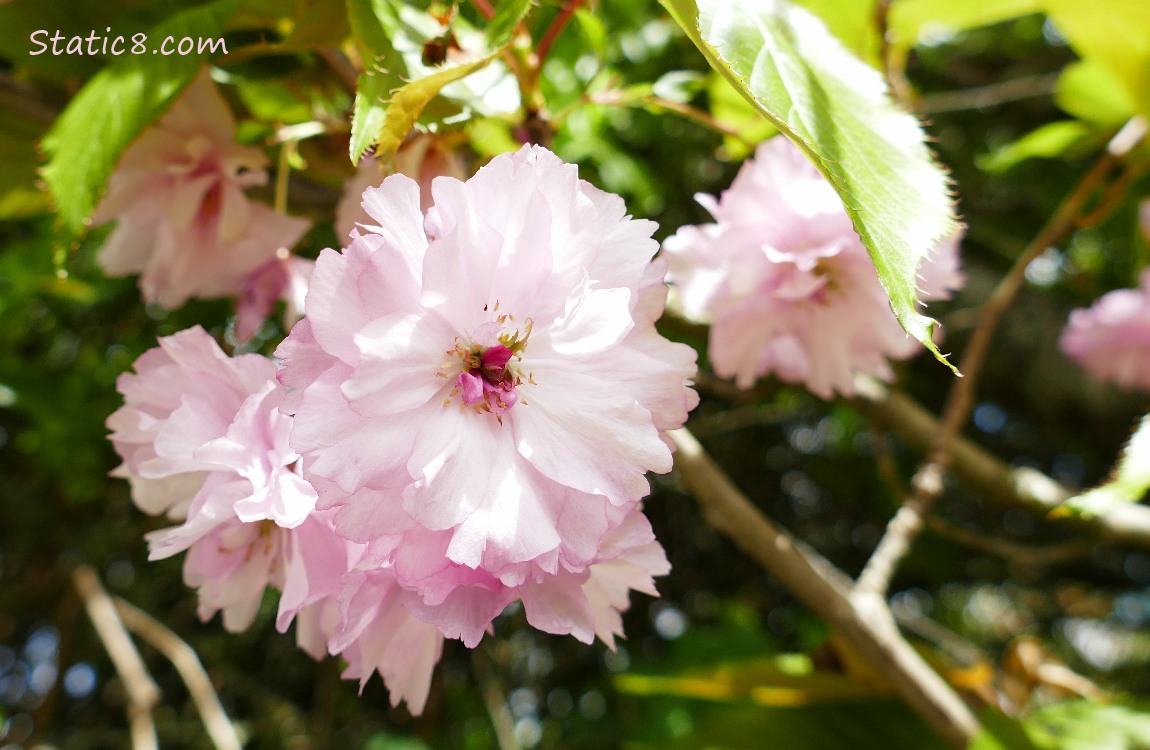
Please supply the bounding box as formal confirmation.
[918,73,1061,115]
[854,116,1149,597]
[472,647,521,750]
[925,516,1093,566]
[72,566,160,750]
[639,95,759,150]
[114,598,243,750]
[670,428,979,749]
[536,0,585,66]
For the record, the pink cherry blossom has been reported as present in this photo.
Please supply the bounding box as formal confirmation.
[663,136,965,398]
[334,133,467,241]
[1060,269,1150,392]
[92,70,310,308]
[277,144,697,647]
[110,327,445,712]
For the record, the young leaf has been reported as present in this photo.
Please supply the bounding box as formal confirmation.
[40,0,238,234]
[372,54,499,165]
[661,0,960,370]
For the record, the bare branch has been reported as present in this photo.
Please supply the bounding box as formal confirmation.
[71,566,160,750]
[114,598,243,750]
[670,428,979,749]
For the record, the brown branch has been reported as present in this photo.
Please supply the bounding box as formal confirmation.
[72,566,160,750]
[854,116,1149,597]
[114,598,243,750]
[670,429,979,749]
[925,516,1093,567]
[851,375,1150,549]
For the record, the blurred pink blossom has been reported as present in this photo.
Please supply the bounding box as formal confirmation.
[1060,269,1150,392]
[92,71,309,307]
[277,145,697,647]
[234,250,315,343]
[663,137,964,398]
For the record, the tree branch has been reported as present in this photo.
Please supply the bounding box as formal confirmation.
[114,598,243,750]
[670,428,979,749]
[851,375,1150,549]
[72,566,160,750]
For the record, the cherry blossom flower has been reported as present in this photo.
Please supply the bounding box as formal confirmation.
[108,326,317,627]
[334,133,467,241]
[277,144,697,647]
[663,136,965,399]
[1060,269,1150,392]
[109,327,445,712]
[92,70,309,308]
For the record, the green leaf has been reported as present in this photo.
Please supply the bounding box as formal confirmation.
[1043,0,1150,118]
[977,120,1094,173]
[346,0,414,163]
[890,0,1043,49]
[40,0,238,234]
[350,71,394,163]
[483,0,534,50]
[1026,700,1150,750]
[966,710,1042,750]
[1055,61,1137,126]
[1067,414,1150,516]
[661,0,959,371]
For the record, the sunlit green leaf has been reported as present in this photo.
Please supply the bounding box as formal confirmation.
[1055,61,1138,127]
[977,120,1094,173]
[1044,0,1150,118]
[662,0,959,371]
[40,0,238,234]
[889,0,1042,49]
[1027,700,1150,750]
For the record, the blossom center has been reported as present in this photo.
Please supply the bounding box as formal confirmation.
[441,314,535,420]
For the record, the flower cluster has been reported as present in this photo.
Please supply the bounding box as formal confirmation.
[109,146,697,711]
[1060,269,1150,393]
[92,71,310,311]
[663,137,964,398]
